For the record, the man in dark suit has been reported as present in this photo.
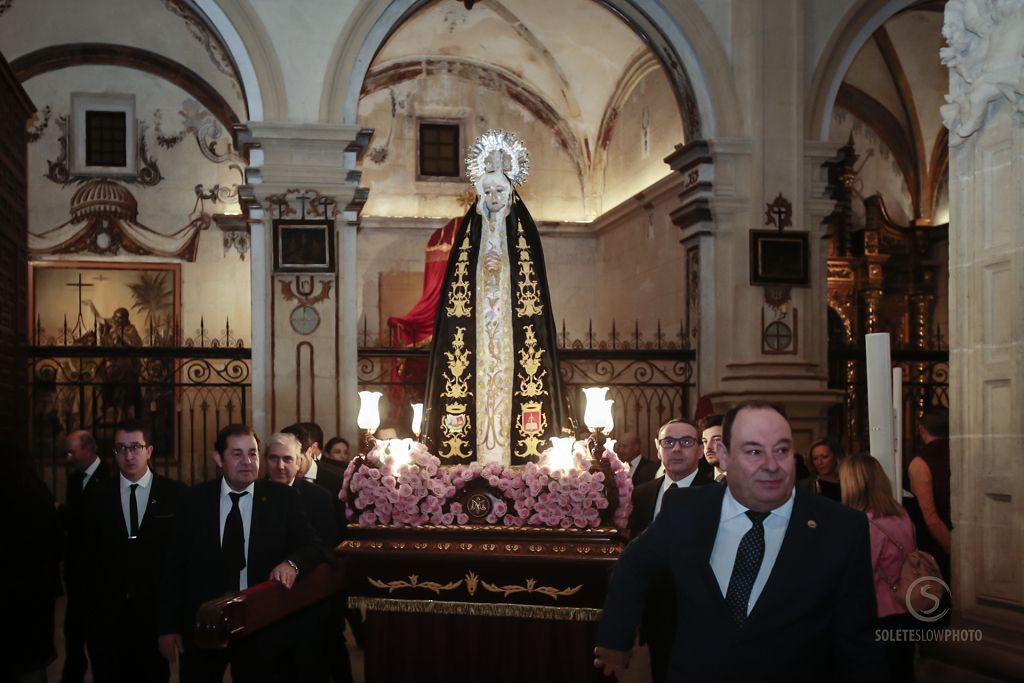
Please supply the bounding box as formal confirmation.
[85,419,186,683]
[283,422,344,498]
[61,429,109,683]
[700,413,727,483]
[158,424,326,683]
[596,401,884,682]
[616,431,659,487]
[265,432,352,683]
[628,418,715,683]
[265,432,339,548]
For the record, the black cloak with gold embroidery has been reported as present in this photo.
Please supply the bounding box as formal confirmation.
[422,191,566,465]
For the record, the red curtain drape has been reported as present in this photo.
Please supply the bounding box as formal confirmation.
[384,218,461,428]
[387,217,461,346]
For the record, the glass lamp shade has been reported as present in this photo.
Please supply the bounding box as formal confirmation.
[582,387,613,432]
[357,391,382,432]
[411,403,424,437]
[601,401,615,433]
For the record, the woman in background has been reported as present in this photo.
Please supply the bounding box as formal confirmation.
[805,437,844,501]
[840,452,917,682]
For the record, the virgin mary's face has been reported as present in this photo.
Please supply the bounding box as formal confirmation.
[483,180,509,214]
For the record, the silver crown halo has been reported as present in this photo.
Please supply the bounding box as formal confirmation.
[465,129,529,186]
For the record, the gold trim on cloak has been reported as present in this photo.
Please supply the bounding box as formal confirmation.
[446,232,472,318]
[514,326,549,458]
[439,327,473,459]
[515,219,543,317]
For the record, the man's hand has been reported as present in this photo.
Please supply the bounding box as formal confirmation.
[158,633,183,664]
[593,646,631,679]
[270,561,298,589]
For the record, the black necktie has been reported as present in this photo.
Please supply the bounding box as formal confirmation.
[223,491,248,590]
[129,483,139,537]
[725,510,770,624]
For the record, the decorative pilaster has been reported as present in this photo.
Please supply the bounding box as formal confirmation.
[240,122,371,442]
[938,1,1024,676]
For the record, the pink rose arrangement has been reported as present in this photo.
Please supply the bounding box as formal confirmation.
[341,441,633,530]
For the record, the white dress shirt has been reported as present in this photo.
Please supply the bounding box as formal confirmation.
[304,457,318,483]
[709,486,795,617]
[119,468,153,537]
[219,479,255,589]
[81,456,101,490]
[652,469,699,518]
[629,456,642,474]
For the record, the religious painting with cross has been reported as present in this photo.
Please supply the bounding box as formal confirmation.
[30,261,180,346]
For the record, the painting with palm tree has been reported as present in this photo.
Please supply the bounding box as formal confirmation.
[31,262,180,347]
[128,271,175,345]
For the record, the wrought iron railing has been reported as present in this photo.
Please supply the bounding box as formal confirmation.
[29,345,251,498]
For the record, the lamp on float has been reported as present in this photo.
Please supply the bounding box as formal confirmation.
[411,403,424,439]
[582,387,614,461]
[384,438,415,470]
[583,387,613,431]
[547,436,577,472]
[357,390,382,454]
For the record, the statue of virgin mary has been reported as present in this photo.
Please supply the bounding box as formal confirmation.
[422,130,566,466]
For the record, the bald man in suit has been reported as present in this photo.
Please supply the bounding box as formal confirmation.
[596,402,884,682]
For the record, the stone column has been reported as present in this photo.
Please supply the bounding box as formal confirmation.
[242,122,369,442]
[939,0,1024,674]
[667,0,841,451]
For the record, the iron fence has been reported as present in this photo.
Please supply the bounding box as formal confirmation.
[30,345,251,499]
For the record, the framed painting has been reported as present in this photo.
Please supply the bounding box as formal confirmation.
[273,220,336,273]
[28,261,181,460]
[30,261,181,346]
[749,230,810,286]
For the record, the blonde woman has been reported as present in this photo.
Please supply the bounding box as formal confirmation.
[839,452,917,682]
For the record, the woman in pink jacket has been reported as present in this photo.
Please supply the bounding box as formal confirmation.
[840,452,917,682]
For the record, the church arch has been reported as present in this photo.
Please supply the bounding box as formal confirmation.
[806,0,928,141]
[192,0,284,121]
[322,0,737,139]
[11,43,242,131]
[361,57,587,184]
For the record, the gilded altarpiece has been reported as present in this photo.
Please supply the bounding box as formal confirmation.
[823,140,948,461]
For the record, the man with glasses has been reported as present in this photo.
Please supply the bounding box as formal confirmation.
[84,419,186,682]
[627,418,715,683]
[158,424,325,682]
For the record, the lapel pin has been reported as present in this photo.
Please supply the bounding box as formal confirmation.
[807,520,817,529]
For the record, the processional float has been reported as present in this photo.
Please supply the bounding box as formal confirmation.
[199,131,632,682]
[341,131,630,682]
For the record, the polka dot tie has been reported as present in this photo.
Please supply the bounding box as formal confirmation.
[725,510,770,624]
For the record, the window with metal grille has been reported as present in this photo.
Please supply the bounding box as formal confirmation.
[419,123,460,178]
[85,111,128,168]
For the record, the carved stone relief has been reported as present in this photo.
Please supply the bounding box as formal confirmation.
[940,0,1024,143]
